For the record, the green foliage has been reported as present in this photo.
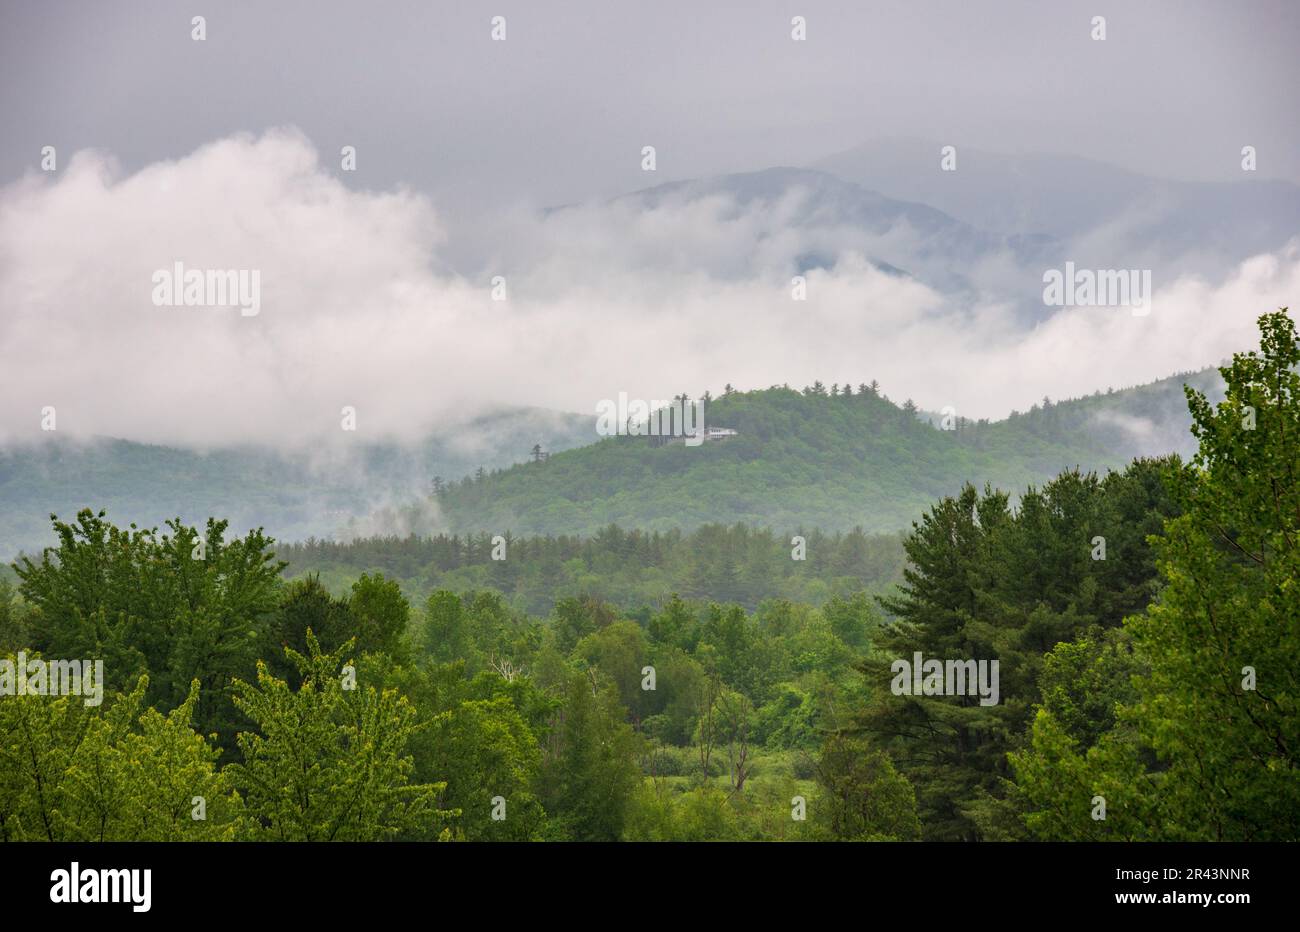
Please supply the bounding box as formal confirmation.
[575,620,651,721]
[858,457,1180,839]
[284,523,909,616]
[3,512,875,844]
[642,645,706,745]
[227,632,450,841]
[0,580,29,652]
[268,575,355,679]
[420,589,474,666]
[1013,309,1300,840]
[538,672,642,840]
[1,316,1292,843]
[424,696,546,840]
[348,573,413,664]
[425,373,1217,539]
[813,733,920,840]
[1035,628,1142,749]
[755,683,820,750]
[0,661,243,841]
[14,510,284,741]
[622,783,741,841]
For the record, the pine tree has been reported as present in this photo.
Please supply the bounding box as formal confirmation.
[539,671,641,840]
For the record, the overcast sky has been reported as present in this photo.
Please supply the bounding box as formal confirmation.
[1,1,1298,448]
[3,0,1299,210]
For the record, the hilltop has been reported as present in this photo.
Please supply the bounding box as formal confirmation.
[431,369,1222,537]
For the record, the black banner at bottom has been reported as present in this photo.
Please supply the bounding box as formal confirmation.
[0,841,1281,917]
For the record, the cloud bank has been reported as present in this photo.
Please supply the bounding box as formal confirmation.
[1,129,1295,449]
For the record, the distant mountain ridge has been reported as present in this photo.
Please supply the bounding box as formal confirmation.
[3,142,1267,556]
[573,152,1296,324]
[0,368,1223,558]
[604,166,1058,296]
[812,137,1300,275]
[0,406,598,559]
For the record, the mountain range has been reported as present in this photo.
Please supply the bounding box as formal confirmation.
[2,137,1284,557]
[0,364,1223,560]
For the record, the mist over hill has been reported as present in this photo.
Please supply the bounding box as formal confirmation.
[0,142,1277,557]
[0,366,1223,560]
[2,2,1296,856]
[0,406,597,559]
[602,167,1058,296]
[813,137,1300,264]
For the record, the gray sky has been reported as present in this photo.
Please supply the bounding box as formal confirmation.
[3,0,1299,213]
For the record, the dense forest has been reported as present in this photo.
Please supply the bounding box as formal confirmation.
[276,524,910,613]
[0,311,1294,842]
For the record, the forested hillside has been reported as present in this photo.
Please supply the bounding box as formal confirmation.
[1,311,1291,843]
[432,369,1222,537]
[0,367,1219,560]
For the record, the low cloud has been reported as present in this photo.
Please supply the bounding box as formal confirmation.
[1,128,1295,449]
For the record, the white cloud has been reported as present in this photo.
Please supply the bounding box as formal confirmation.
[1,129,1295,448]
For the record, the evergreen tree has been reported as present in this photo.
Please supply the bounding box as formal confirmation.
[539,671,641,840]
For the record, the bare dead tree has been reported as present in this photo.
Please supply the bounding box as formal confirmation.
[488,654,524,682]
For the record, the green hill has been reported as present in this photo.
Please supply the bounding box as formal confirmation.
[0,369,1222,558]
[432,370,1221,537]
